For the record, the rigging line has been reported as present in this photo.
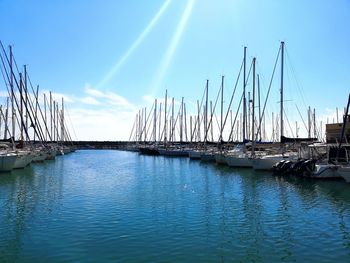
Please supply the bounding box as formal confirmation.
[214,112,220,140]
[228,92,244,142]
[0,52,31,140]
[145,111,154,142]
[205,80,223,140]
[140,103,155,141]
[64,104,78,141]
[245,58,253,87]
[0,106,15,145]
[3,55,47,144]
[0,60,22,133]
[159,100,173,142]
[283,108,295,138]
[129,114,137,142]
[255,45,281,141]
[295,104,308,132]
[6,42,58,143]
[221,58,244,137]
[26,74,52,142]
[285,47,309,110]
[255,61,274,124]
[173,110,183,141]
[157,104,162,142]
[190,83,207,140]
[0,60,21,139]
[172,102,183,141]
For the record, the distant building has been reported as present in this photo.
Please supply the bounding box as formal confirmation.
[326,115,350,143]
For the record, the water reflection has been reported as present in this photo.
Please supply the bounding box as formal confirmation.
[0,151,349,262]
[0,159,66,260]
[0,167,35,260]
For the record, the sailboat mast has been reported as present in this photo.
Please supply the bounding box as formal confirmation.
[4,97,9,140]
[197,100,200,142]
[171,97,174,142]
[313,108,316,139]
[180,97,184,143]
[190,116,193,143]
[220,75,224,143]
[184,103,188,142]
[210,101,213,142]
[24,65,29,142]
[258,74,261,141]
[243,46,247,142]
[61,97,65,143]
[248,92,250,140]
[204,79,209,143]
[50,92,53,141]
[164,90,167,146]
[19,73,24,142]
[280,41,285,140]
[56,103,59,143]
[34,85,39,142]
[138,110,141,142]
[144,107,147,142]
[44,93,47,141]
[9,46,15,144]
[158,102,162,142]
[153,99,157,143]
[252,57,256,155]
[53,101,56,142]
[272,112,275,142]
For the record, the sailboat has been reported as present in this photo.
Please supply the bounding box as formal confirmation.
[312,93,350,180]
[253,41,298,170]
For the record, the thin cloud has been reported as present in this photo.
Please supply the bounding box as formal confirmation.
[81,96,101,105]
[84,85,136,111]
[85,86,105,98]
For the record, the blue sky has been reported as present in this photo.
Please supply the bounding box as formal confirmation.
[0,0,349,140]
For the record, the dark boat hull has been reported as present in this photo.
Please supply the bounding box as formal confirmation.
[139,147,160,156]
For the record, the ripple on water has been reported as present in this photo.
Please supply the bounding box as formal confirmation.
[0,150,350,262]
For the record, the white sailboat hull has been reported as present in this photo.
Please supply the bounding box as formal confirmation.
[226,155,253,168]
[338,166,350,182]
[253,155,295,170]
[310,164,342,179]
[0,153,17,172]
[13,153,33,169]
[32,151,48,162]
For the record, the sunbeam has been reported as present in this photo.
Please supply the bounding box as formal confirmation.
[97,0,172,89]
[150,0,196,95]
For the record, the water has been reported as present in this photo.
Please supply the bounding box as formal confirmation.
[1,150,350,262]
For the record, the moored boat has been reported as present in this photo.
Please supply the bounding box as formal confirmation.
[32,150,48,162]
[200,151,216,162]
[0,152,17,172]
[188,150,203,159]
[139,146,160,156]
[215,153,227,165]
[13,150,33,169]
[226,153,253,168]
[253,153,298,170]
[339,166,350,182]
[158,148,188,157]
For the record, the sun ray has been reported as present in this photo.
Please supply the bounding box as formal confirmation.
[97,0,172,89]
[150,0,196,96]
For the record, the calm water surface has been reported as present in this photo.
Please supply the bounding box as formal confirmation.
[1,150,350,262]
